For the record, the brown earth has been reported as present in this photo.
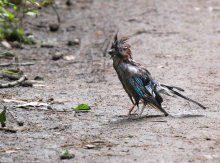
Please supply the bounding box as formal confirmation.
[0,0,220,162]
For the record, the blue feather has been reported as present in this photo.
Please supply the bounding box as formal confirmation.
[129,77,145,98]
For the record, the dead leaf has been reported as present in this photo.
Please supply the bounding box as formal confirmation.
[84,144,95,149]
[1,41,12,49]
[16,102,49,108]
[63,55,75,61]
[5,149,17,154]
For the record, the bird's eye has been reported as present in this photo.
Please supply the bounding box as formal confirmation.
[108,49,115,55]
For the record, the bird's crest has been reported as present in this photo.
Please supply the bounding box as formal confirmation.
[109,34,132,60]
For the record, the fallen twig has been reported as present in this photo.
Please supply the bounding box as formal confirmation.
[0,127,17,133]
[171,114,205,118]
[3,99,27,104]
[0,62,35,67]
[0,75,27,88]
[149,120,167,122]
[131,29,179,37]
[0,147,21,153]
[51,4,61,24]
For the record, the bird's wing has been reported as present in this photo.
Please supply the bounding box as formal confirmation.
[130,59,151,76]
[127,66,163,107]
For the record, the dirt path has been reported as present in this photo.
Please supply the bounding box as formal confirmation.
[0,0,220,162]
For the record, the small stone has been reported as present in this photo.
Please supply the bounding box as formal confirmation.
[84,144,95,149]
[67,38,80,46]
[49,24,59,32]
[205,138,211,141]
[47,106,52,110]
[47,98,54,103]
[17,121,24,126]
[52,52,63,60]
[41,44,54,48]
[63,55,75,61]
[34,76,44,81]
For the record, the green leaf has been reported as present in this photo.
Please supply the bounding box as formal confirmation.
[3,10,15,21]
[60,149,75,160]
[10,27,24,41]
[0,107,6,127]
[73,103,91,111]
[12,4,17,10]
[0,69,18,75]
[61,149,69,156]
[25,10,38,17]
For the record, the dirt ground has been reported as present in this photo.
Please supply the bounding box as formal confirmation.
[0,0,220,162]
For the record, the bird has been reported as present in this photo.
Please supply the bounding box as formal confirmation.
[108,34,206,117]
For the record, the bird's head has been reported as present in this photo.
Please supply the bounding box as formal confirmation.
[108,34,132,60]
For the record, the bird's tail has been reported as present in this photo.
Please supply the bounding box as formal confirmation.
[160,84,206,109]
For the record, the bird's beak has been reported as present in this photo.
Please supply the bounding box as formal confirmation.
[108,49,114,58]
[108,49,113,54]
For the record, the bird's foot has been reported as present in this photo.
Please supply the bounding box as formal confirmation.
[138,113,143,118]
[164,113,169,117]
[127,105,135,115]
[129,113,139,116]
[133,108,140,114]
[127,113,139,119]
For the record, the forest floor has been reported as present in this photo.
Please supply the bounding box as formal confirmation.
[0,0,220,162]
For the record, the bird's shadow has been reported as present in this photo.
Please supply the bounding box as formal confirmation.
[109,114,205,125]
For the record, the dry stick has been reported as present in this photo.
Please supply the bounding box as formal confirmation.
[0,127,17,133]
[51,4,61,24]
[0,75,27,88]
[0,62,35,67]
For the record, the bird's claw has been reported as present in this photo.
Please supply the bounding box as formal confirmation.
[127,113,139,119]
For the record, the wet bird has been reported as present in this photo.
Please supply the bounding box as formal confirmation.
[108,34,206,116]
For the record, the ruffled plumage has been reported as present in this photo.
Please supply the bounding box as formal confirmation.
[109,34,206,116]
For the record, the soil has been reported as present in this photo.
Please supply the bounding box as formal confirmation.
[0,0,220,162]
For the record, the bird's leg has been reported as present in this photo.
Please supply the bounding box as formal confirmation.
[133,106,139,114]
[139,104,146,117]
[127,104,136,115]
[162,109,169,116]
[157,106,169,116]
[133,100,143,114]
[150,104,169,117]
